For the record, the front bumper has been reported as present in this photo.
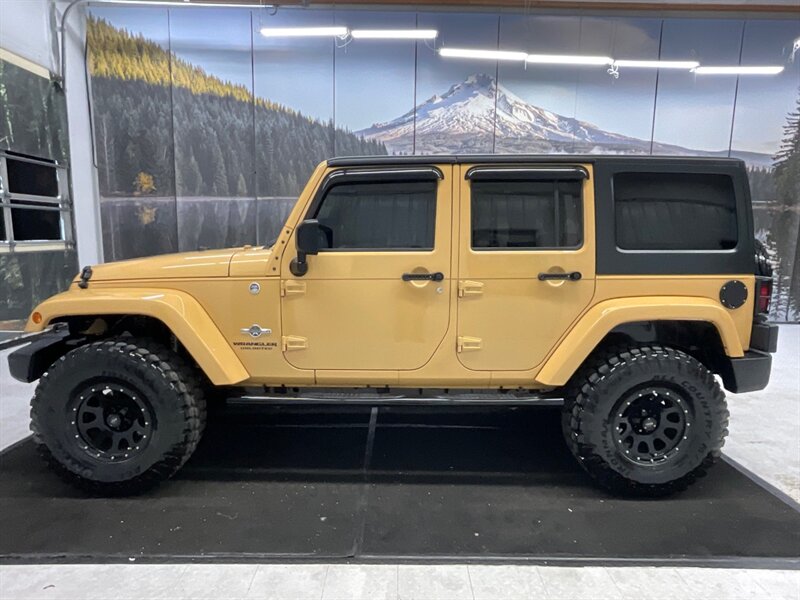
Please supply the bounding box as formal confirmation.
[7,328,74,383]
[0,329,52,353]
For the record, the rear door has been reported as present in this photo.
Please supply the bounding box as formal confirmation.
[456,164,596,371]
[280,166,452,371]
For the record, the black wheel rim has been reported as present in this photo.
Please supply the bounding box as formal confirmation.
[612,386,690,465]
[69,383,154,462]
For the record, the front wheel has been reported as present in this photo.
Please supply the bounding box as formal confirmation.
[562,345,728,497]
[30,337,207,495]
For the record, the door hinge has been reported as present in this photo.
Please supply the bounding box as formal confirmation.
[282,335,308,351]
[281,280,307,297]
[458,280,484,298]
[457,336,482,352]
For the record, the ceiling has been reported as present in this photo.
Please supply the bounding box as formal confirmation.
[160,0,800,14]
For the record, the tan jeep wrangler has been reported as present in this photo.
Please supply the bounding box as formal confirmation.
[9,155,779,496]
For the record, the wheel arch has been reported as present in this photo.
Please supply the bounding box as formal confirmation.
[535,296,744,387]
[26,288,249,386]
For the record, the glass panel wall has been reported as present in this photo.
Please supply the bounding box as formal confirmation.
[170,7,256,252]
[86,5,800,319]
[254,8,336,242]
[88,6,177,260]
[652,18,744,154]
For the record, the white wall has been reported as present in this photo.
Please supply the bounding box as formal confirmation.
[1,0,103,267]
[56,0,104,266]
[0,0,58,73]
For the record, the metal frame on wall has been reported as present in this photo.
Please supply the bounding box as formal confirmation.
[0,151,74,254]
[0,47,78,324]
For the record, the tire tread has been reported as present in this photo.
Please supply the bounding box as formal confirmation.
[562,344,729,497]
[30,337,207,495]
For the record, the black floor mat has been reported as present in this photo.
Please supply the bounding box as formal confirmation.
[1,405,798,564]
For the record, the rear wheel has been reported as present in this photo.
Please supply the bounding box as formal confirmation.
[562,345,728,496]
[30,337,206,495]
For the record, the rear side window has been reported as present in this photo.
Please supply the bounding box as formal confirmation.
[614,172,737,251]
[314,180,436,250]
[471,180,582,249]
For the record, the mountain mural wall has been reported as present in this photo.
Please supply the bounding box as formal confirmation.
[86,9,799,320]
[358,73,662,154]
[89,16,385,261]
[357,73,771,166]
[88,17,386,200]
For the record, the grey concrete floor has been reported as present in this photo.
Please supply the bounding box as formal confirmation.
[0,564,798,600]
[724,325,800,502]
[1,326,798,599]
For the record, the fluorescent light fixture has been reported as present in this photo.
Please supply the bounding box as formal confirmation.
[351,29,438,40]
[694,65,784,75]
[439,48,527,61]
[259,26,348,38]
[614,59,699,69]
[526,54,613,66]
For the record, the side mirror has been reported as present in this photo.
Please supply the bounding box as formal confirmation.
[296,219,324,255]
[290,219,326,277]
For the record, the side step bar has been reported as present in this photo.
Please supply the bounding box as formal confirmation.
[230,388,563,406]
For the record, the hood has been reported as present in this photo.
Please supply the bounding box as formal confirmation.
[82,248,239,282]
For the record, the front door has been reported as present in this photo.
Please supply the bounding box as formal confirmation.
[280,166,452,371]
[456,164,596,371]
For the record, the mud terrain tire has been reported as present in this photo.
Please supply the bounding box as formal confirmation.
[562,345,728,497]
[30,337,206,495]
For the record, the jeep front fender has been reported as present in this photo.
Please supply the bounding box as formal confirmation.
[535,296,744,387]
[25,288,249,386]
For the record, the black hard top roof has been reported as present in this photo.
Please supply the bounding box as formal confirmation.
[327,154,745,168]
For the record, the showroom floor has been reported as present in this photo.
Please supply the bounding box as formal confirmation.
[0,327,798,600]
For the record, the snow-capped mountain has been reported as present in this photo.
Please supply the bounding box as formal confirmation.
[356,74,769,162]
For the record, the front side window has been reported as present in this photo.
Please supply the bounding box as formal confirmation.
[313,180,436,251]
[614,172,737,251]
[471,179,582,249]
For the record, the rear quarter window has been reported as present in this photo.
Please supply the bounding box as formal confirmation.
[614,172,737,251]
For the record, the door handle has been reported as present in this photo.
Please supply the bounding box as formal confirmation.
[402,272,444,282]
[538,271,582,281]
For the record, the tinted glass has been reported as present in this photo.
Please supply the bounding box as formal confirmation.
[6,158,59,198]
[0,210,6,240]
[614,172,737,251]
[314,180,436,250]
[471,180,582,249]
[11,208,62,241]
